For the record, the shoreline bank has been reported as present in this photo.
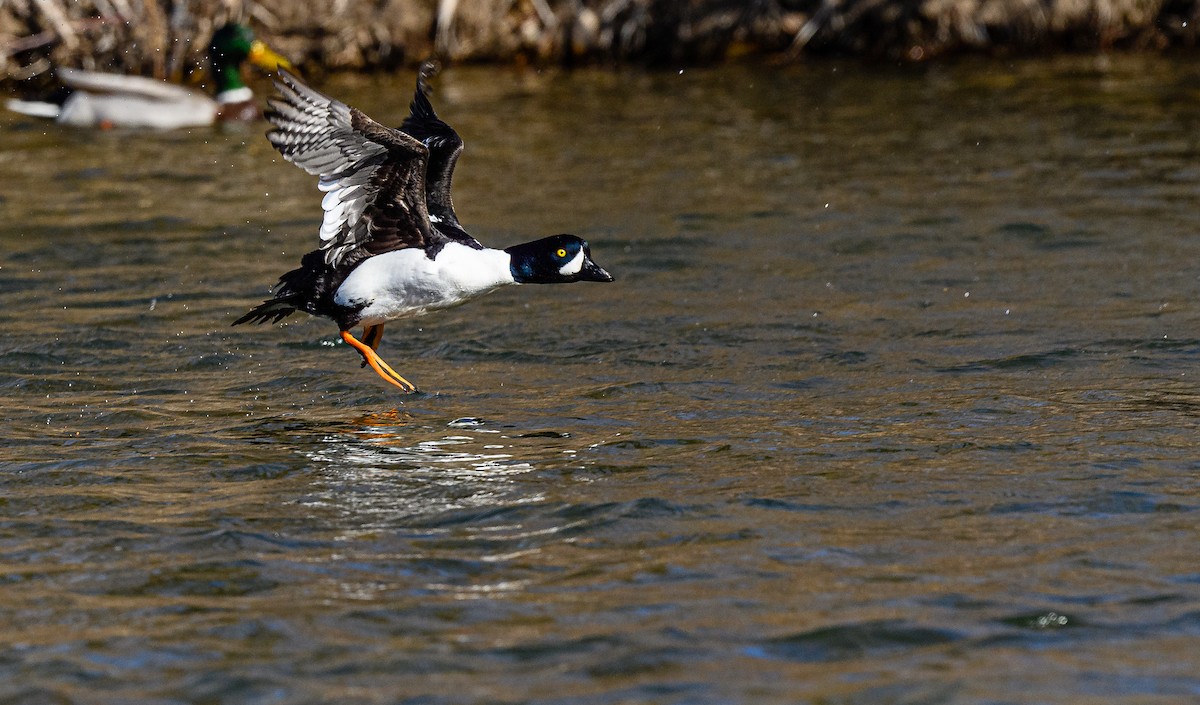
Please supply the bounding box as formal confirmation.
[4,0,1200,90]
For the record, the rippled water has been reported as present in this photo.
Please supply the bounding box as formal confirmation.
[2,56,1199,703]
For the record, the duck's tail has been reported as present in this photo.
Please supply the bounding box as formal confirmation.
[232,250,333,326]
[231,297,299,326]
[6,99,61,119]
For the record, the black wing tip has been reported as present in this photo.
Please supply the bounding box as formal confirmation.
[270,68,333,113]
[418,60,442,93]
[273,67,304,92]
[402,63,464,151]
[409,59,443,120]
[263,108,282,133]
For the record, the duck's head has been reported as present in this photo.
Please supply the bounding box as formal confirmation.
[505,234,613,284]
[208,23,291,94]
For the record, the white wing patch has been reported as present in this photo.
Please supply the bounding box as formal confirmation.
[558,249,586,277]
[317,174,375,264]
[316,173,375,265]
[266,73,402,266]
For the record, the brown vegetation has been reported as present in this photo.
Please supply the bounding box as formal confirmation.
[4,0,1200,87]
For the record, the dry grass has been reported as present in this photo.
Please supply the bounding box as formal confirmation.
[3,0,1200,86]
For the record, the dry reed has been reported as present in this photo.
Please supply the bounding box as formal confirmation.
[4,0,1200,88]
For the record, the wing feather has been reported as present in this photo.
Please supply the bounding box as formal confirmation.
[399,62,482,249]
[265,70,435,267]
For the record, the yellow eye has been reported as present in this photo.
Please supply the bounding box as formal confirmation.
[556,248,568,258]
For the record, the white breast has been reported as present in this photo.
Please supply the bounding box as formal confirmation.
[334,244,515,326]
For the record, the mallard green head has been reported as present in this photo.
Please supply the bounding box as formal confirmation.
[207,23,290,96]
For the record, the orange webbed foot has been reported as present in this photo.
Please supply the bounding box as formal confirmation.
[340,330,418,393]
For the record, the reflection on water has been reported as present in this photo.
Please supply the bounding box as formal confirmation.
[304,413,542,530]
[3,55,1200,701]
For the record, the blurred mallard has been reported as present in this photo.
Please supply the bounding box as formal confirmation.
[5,23,290,129]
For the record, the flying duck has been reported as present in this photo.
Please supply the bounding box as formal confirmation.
[5,23,290,129]
[232,67,613,392]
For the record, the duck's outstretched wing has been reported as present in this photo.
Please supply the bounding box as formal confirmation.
[265,69,434,268]
[399,62,481,249]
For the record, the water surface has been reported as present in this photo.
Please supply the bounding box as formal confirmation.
[2,56,1199,703]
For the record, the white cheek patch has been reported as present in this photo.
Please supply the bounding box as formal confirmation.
[558,249,586,276]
